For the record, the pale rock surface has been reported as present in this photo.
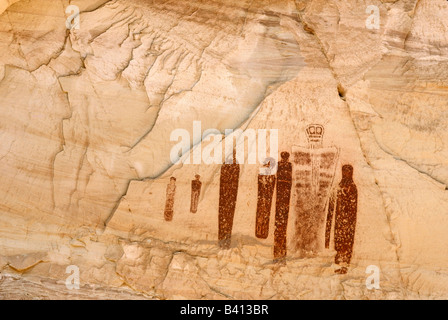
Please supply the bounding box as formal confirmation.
[0,0,447,299]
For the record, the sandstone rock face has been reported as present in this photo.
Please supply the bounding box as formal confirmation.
[0,0,447,299]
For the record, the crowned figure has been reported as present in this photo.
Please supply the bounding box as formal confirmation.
[291,124,339,257]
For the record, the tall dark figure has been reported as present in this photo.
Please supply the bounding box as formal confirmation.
[273,151,292,260]
[190,174,202,213]
[255,159,276,239]
[325,164,358,274]
[218,150,240,249]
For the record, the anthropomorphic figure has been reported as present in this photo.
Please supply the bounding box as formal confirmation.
[190,174,202,213]
[325,164,358,274]
[273,152,292,260]
[292,124,338,256]
[255,159,276,239]
[218,150,240,249]
[164,177,177,221]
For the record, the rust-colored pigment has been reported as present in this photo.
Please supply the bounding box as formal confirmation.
[218,151,240,249]
[190,174,202,213]
[164,177,177,221]
[255,161,276,239]
[292,147,338,256]
[325,164,358,274]
[273,152,292,260]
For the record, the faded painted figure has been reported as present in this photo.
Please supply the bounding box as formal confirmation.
[273,152,292,260]
[255,159,276,239]
[292,124,338,257]
[190,174,202,213]
[325,164,358,274]
[164,177,177,221]
[218,151,240,249]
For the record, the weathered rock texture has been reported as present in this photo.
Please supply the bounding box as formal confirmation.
[0,0,447,299]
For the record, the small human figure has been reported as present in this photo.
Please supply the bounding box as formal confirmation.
[190,174,202,213]
[255,159,276,239]
[164,177,176,221]
[273,152,292,260]
[218,150,240,249]
[325,164,358,274]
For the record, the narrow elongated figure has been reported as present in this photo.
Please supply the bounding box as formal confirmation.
[164,177,177,221]
[273,152,292,260]
[325,164,358,274]
[190,175,202,213]
[255,160,276,239]
[218,151,240,249]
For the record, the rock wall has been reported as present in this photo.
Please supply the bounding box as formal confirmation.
[0,0,447,299]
